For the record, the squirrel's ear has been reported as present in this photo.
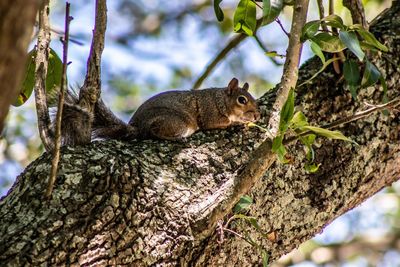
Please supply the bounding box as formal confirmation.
[242,82,249,91]
[227,78,239,95]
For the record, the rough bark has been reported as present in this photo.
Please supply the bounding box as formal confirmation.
[0,0,40,132]
[0,3,400,266]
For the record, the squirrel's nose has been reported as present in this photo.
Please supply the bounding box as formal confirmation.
[254,111,261,121]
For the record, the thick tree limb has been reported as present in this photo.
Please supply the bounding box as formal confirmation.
[0,1,399,266]
[0,0,39,133]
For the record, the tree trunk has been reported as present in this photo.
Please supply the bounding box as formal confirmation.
[1,2,399,266]
[0,0,39,132]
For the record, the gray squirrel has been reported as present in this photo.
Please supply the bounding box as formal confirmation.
[61,78,260,144]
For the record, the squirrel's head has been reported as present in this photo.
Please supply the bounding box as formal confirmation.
[224,78,260,124]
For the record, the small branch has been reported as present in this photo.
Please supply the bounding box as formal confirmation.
[34,0,54,152]
[193,34,246,89]
[284,97,400,144]
[253,34,282,66]
[317,0,329,32]
[46,2,72,199]
[268,0,310,136]
[192,18,264,89]
[329,0,334,15]
[77,0,107,143]
[275,18,290,37]
[343,0,368,29]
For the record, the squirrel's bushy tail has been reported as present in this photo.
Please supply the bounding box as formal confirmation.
[92,99,138,140]
[61,91,138,145]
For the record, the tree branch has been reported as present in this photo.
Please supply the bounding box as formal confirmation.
[77,0,107,143]
[268,0,310,135]
[343,0,368,29]
[34,0,54,151]
[46,2,72,198]
[192,18,264,89]
[196,0,310,237]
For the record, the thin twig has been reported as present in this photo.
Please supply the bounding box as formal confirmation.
[34,0,54,152]
[192,17,264,89]
[77,0,107,143]
[317,0,329,32]
[275,18,290,37]
[46,2,72,199]
[253,34,282,65]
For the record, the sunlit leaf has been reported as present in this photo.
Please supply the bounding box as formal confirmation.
[301,126,353,142]
[339,30,365,61]
[291,111,308,129]
[262,0,284,25]
[321,14,345,29]
[279,88,295,132]
[233,0,257,36]
[13,49,36,106]
[265,51,285,58]
[361,60,381,88]
[351,25,388,52]
[213,0,224,21]
[301,20,320,42]
[305,163,321,173]
[261,249,270,267]
[311,33,345,53]
[46,48,63,106]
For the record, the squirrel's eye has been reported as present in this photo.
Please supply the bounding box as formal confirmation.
[237,95,248,105]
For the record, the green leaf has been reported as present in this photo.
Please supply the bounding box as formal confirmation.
[339,30,365,61]
[305,163,321,173]
[279,88,295,132]
[262,0,284,25]
[343,59,360,85]
[321,14,345,29]
[351,25,389,52]
[311,33,346,53]
[380,75,389,115]
[361,60,381,87]
[213,0,224,21]
[276,145,288,163]
[301,126,353,142]
[46,48,63,106]
[348,85,358,100]
[13,49,37,106]
[261,250,270,267]
[233,0,257,36]
[265,51,285,58]
[298,57,340,87]
[301,20,320,42]
[272,135,288,163]
[291,111,308,129]
[299,134,316,161]
[272,135,283,151]
[310,40,325,64]
[234,195,253,213]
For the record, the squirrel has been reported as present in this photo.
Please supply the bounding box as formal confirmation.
[61,78,260,144]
